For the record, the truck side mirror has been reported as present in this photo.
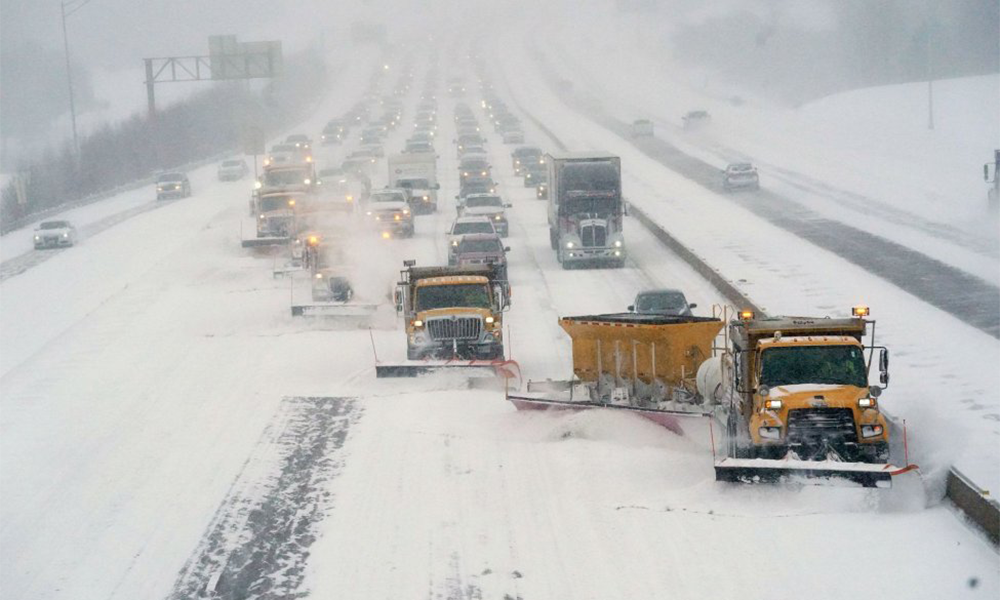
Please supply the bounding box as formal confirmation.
[393,289,403,311]
[435,183,441,189]
[688,303,698,309]
[879,372,890,386]
[623,200,630,216]
[504,246,510,252]
[986,164,991,181]
[504,203,512,208]
[879,348,889,372]
[627,305,635,312]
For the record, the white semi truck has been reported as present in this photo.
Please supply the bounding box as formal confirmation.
[388,153,439,214]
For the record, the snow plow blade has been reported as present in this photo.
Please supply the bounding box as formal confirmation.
[506,391,708,435]
[291,303,379,317]
[375,359,521,382]
[242,236,290,248]
[273,262,304,278]
[714,457,918,489]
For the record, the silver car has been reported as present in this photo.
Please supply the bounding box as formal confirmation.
[33,220,77,249]
[628,289,697,317]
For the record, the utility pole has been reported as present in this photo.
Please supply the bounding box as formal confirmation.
[925,2,935,131]
[60,0,91,159]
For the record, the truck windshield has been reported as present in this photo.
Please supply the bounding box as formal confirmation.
[416,284,491,311]
[265,170,309,186]
[759,345,868,388]
[458,239,502,253]
[398,178,429,189]
[260,197,292,212]
[561,197,618,216]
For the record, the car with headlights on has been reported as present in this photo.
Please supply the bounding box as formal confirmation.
[457,193,511,237]
[156,172,191,200]
[447,215,498,263]
[33,220,77,249]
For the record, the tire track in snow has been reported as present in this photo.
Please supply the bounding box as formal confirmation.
[167,396,358,600]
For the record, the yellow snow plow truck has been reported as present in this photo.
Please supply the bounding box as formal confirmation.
[710,307,914,487]
[377,260,510,377]
[508,305,916,488]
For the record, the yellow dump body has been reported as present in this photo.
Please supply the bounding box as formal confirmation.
[559,314,724,388]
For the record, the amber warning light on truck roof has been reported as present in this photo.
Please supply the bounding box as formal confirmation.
[739,309,755,321]
[852,305,870,317]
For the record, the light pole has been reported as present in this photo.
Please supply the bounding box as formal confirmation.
[60,0,91,158]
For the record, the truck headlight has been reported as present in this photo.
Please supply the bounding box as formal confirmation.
[764,399,782,410]
[413,320,423,327]
[861,424,884,438]
[422,195,429,201]
[858,397,875,408]
[565,241,574,249]
[451,240,458,246]
[614,240,623,248]
[758,426,782,440]
[485,316,495,324]
[157,187,163,192]
[494,214,502,220]
[34,235,40,240]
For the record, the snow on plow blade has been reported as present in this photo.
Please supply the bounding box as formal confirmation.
[714,457,918,489]
[375,359,521,382]
[290,303,378,317]
[242,236,290,248]
[506,392,708,435]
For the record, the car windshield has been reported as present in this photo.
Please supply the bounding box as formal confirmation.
[636,292,687,313]
[39,221,69,230]
[462,161,489,170]
[454,222,494,235]
[371,192,405,203]
[465,196,501,208]
[158,174,183,182]
[222,160,242,167]
[458,239,502,253]
[416,283,491,311]
[759,345,868,388]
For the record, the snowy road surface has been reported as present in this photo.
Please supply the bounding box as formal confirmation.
[1,39,997,600]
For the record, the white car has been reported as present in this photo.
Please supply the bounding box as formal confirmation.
[33,220,77,249]
[447,215,498,263]
[217,159,248,181]
[458,194,511,237]
[723,162,760,191]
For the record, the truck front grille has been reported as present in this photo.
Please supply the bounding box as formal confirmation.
[786,408,857,447]
[427,317,482,341]
[581,225,606,247]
